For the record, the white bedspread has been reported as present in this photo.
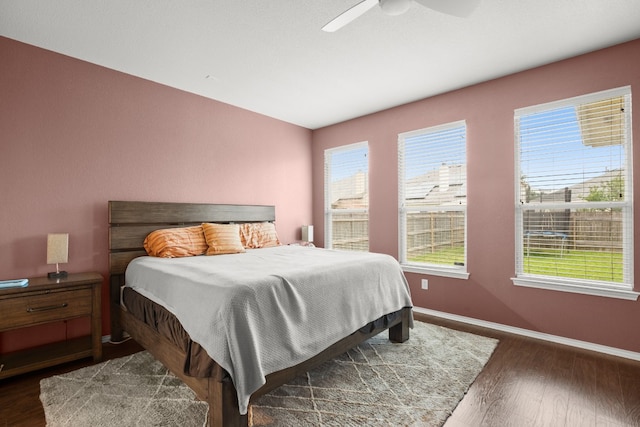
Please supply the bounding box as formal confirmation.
[125,245,413,414]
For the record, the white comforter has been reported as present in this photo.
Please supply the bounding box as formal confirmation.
[125,245,413,414]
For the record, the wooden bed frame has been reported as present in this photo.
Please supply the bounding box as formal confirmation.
[108,200,411,427]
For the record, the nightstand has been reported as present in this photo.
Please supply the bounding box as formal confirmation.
[0,272,102,379]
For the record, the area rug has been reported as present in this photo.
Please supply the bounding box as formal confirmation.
[40,321,498,426]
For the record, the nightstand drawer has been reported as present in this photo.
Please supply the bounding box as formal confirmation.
[0,288,92,331]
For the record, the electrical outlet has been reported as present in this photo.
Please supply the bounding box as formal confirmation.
[421,279,428,290]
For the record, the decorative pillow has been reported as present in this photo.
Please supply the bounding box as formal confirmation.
[239,222,281,249]
[143,226,207,258]
[202,223,245,255]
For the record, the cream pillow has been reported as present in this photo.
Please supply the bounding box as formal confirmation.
[203,223,245,255]
[239,222,281,249]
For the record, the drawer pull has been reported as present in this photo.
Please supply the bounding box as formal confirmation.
[27,303,68,313]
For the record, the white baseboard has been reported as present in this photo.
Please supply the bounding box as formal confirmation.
[414,306,640,362]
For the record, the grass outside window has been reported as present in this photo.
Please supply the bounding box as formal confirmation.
[410,247,623,283]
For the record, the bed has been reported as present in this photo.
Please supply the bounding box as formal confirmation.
[108,200,413,427]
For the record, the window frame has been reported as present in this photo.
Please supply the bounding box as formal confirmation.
[324,141,369,251]
[398,120,470,279]
[512,86,637,300]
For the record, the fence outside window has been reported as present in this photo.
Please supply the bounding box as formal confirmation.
[329,212,369,251]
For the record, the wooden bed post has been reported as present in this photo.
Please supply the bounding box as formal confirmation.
[389,307,411,343]
[208,377,248,427]
[109,273,125,342]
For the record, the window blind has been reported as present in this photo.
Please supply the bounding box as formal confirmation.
[514,87,633,293]
[324,142,369,251]
[398,121,467,271]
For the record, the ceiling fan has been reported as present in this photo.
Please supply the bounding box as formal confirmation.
[322,0,480,32]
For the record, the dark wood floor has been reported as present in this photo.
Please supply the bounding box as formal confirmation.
[2,315,640,426]
[423,313,640,427]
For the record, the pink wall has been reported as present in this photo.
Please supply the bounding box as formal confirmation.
[3,33,639,356]
[312,39,640,354]
[0,37,312,348]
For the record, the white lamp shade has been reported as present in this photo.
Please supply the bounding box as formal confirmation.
[47,233,69,264]
[301,225,314,243]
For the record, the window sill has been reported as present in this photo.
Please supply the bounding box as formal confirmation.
[511,276,639,301]
[401,264,470,280]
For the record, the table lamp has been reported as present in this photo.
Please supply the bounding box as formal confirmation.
[301,225,314,247]
[47,233,69,279]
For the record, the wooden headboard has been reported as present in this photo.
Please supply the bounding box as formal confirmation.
[108,200,276,340]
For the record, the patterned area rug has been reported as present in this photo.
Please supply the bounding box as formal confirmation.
[40,321,498,426]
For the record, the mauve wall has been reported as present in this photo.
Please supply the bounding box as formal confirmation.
[312,39,640,354]
[0,36,312,349]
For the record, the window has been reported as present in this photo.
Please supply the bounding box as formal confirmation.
[514,87,637,300]
[324,142,369,251]
[398,121,468,279]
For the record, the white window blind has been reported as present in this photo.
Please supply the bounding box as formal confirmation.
[514,87,636,299]
[324,142,369,251]
[398,121,467,277]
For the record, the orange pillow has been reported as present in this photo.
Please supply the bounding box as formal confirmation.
[202,223,245,255]
[143,226,207,258]
[239,222,281,249]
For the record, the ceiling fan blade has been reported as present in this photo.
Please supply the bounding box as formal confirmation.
[414,0,480,17]
[322,0,379,32]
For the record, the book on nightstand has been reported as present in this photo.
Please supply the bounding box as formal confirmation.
[0,279,29,289]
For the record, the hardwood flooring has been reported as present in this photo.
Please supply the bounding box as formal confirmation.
[422,313,640,427]
[1,315,639,426]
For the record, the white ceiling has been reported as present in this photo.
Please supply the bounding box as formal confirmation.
[2,0,640,129]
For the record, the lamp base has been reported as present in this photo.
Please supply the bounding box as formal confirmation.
[48,271,68,279]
